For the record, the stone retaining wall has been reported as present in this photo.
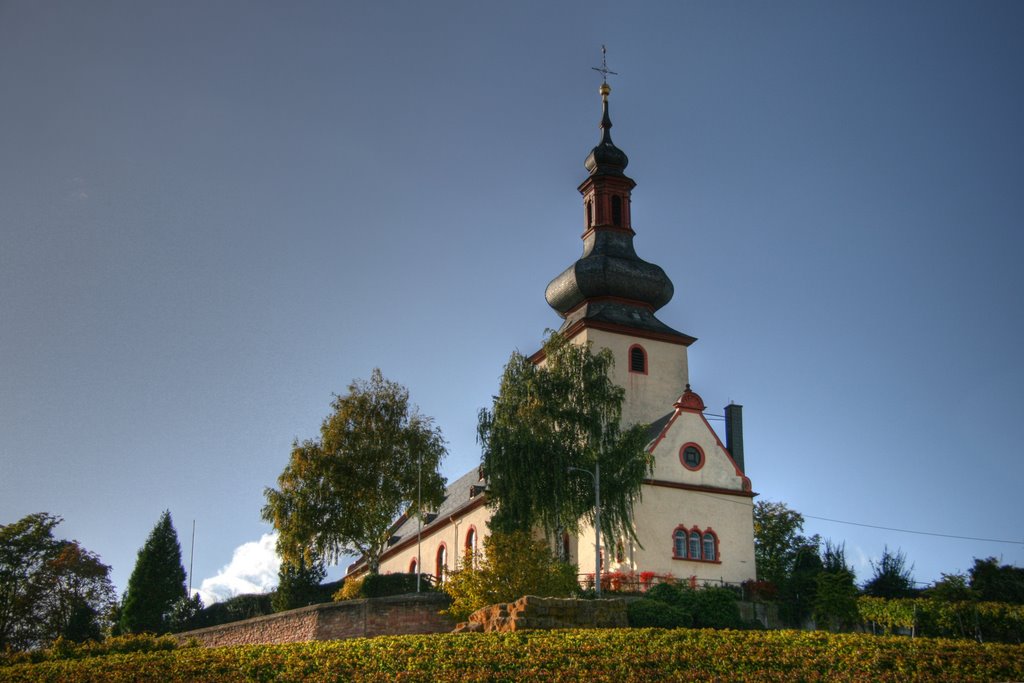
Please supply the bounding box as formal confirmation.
[178,593,454,647]
[455,596,629,633]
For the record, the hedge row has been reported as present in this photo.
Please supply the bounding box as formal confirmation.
[858,597,1024,642]
[3,628,1023,682]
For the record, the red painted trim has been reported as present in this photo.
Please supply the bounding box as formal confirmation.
[671,525,688,559]
[628,343,648,375]
[560,318,698,347]
[580,225,635,240]
[348,493,489,574]
[435,542,448,578]
[704,527,722,563]
[694,411,749,479]
[644,479,755,498]
[562,296,656,318]
[679,442,705,471]
[670,524,722,564]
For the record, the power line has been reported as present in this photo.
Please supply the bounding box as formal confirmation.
[803,514,1023,546]
[678,488,1023,546]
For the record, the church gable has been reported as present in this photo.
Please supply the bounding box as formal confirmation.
[646,386,751,495]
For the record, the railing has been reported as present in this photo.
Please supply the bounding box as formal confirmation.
[578,572,753,599]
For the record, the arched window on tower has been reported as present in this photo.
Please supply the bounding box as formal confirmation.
[611,195,622,227]
[587,199,593,227]
[629,344,647,374]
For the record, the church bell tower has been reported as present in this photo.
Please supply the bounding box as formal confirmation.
[543,77,696,427]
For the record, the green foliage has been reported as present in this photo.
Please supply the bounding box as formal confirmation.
[119,511,187,635]
[925,572,977,603]
[642,582,740,629]
[3,630,1023,681]
[693,588,742,629]
[0,632,185,667]
[814,569,859,632]
[478,333,652,546]
[645,581,693,611]
[333,573,430,601]
[442,531,578,621]
[263,369,447,573]
[862,546,916,599]
[184,593,273,631]
[752,500,820,587]
[272,557,326,612]
[858,596,1024,643]
[627,599,691,628]
[166,595,203,633]
[777,544,822,627]
[969,557,1024,604]
[0,513,115,651]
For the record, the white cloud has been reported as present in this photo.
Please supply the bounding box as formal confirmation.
[195,533,280,605]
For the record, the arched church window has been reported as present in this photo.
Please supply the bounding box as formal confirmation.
[587,200,593,227]
[436,544,447,582]
[465,527,477,563]
[629,345,647,374]
[611,195,622,226]
[409,558,418,573]
[673,529,687,558]
[688,532,701,560]
[703,532,717,562]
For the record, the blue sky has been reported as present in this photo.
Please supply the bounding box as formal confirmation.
[1,1,1022,600]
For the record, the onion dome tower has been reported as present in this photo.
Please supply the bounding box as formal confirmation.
[544,81,695,345]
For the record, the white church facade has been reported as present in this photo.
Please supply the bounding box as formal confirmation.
[347,80,757,588]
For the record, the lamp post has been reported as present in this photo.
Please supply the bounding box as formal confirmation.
[416,450,422,592]
[569,461,601,598]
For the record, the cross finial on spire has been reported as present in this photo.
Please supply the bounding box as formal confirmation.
[591,45,618,84]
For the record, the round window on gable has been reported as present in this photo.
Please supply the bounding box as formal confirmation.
[679,443,704,471]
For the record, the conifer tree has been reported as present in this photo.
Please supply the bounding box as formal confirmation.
[272,556,326,612]
[119,510,187,634]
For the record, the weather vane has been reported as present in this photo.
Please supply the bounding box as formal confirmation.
[591,45,618,83]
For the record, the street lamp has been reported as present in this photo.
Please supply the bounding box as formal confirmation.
[568,461,602,598]
[416,450,422,592]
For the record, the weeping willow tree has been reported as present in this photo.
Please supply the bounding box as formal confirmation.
[478,333,652,549]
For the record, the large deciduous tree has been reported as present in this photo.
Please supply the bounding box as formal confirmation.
[478,333,652,547]
[262,369,447,574]
[753,500,821,587]
[119,510,187,634]
[0,513,115,650]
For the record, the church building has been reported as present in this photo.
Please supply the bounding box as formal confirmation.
[347,79,757,588]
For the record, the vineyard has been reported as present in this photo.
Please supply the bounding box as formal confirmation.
[2,628,1023,682]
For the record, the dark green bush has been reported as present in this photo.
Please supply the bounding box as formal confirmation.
[184,593,273,630]
[627,599,692,628]
[335,573,433,601]
[693,588,742,629]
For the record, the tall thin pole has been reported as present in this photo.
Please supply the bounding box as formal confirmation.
[594,460,601,599]
[416,450,422,592]
[188,519,196,597]
[569,465,602,599]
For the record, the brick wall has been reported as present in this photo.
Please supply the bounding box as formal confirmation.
[178,593,454,647]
